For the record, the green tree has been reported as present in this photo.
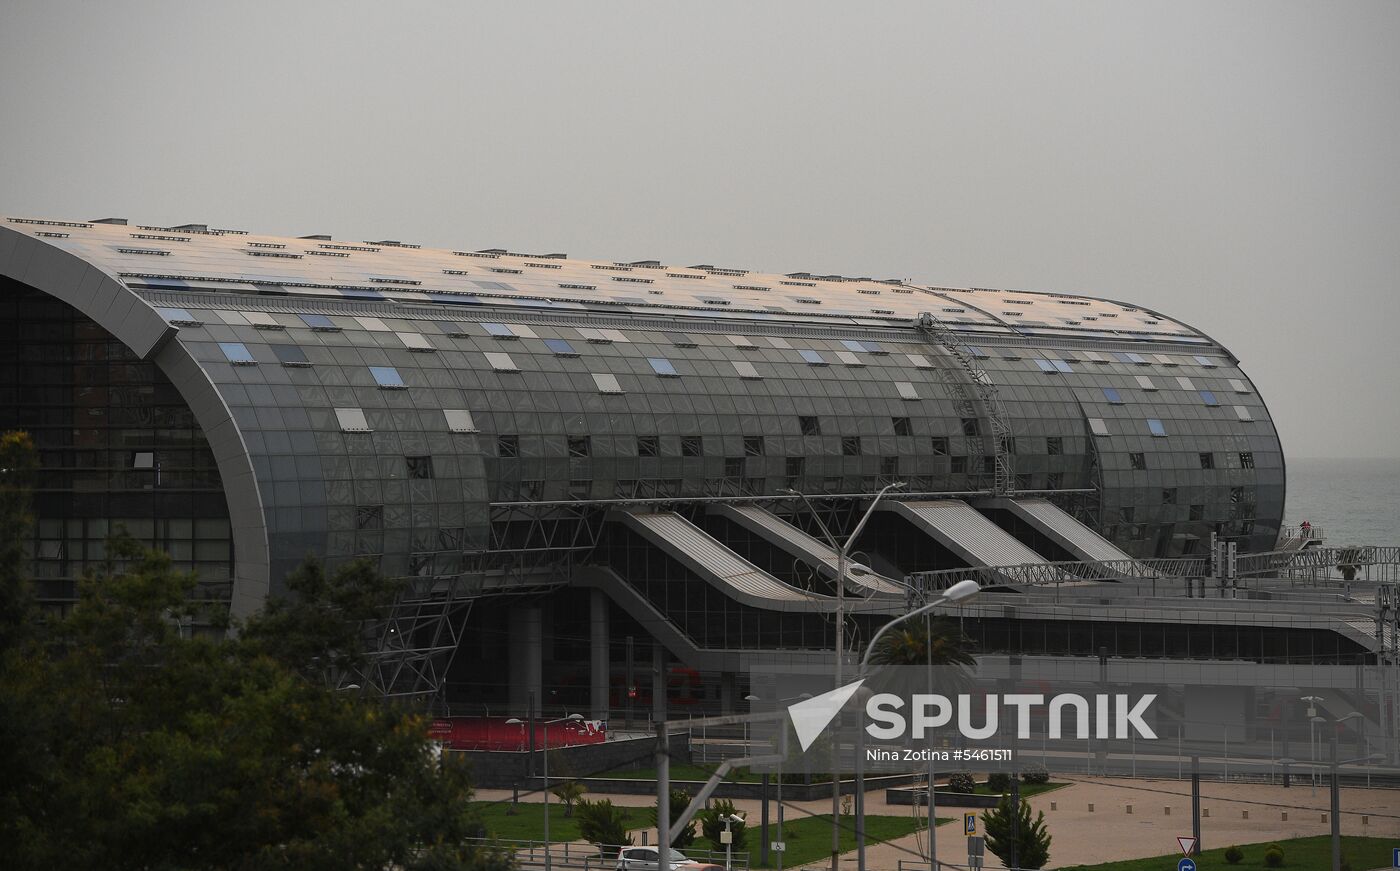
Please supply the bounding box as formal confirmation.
[0,488,512,871]
[653,787,698,848]
[553,780,587,817]
[1337,547,1363,581]
[239,553,406,682]
[981,793,1051,870]
[575,798,634,857]
[698,798,747,852]
[869,616,975,668]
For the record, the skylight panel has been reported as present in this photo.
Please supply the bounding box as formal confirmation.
[355,315,389,333]
[444,409,478,433]
[218,342,257,365]
[397,332,435,351]
[335,407,371,433]
[370,366,406,389]
[297,313,336,331]
[732,361,762,379]
[648,357,680,377]
[485,352,520,372]
[156,307,201,325]
[593,373,624,394]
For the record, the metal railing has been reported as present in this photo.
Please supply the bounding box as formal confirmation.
[899,546,1400,593]
[465,838,749,871]
[1279,523,1324,544]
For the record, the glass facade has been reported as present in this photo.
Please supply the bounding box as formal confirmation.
[0,279,232,604]
[0,218,1300,695]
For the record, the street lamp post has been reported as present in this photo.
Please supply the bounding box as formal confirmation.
[507,712,582,871]
[1300,695,1324,793]
[1322,711,1371,871]
[720,812,746,871]
[780,481,906,871]
[744,694,768,867]
[854,578,981,871]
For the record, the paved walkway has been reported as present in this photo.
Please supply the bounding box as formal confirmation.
[478,776,1400,870]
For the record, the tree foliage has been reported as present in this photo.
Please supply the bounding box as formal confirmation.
[654,787,698,848]
[0,428,511,870]
[981,793,1051,870]
[553,781,587,817]
[575,798,633,857]
[698,798,747,852]
[869,616,975,668]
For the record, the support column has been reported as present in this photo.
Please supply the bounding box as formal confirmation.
[720,671,737,715]
[590,590,610,723]
[652,641,666,726]
[509,606,543,716]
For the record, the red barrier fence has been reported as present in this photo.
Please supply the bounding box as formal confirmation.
[429,716,607,751]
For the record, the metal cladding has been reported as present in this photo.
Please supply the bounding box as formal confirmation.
[0,216,1285,631]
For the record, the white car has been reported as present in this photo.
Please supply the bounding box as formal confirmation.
[613,846,721,871]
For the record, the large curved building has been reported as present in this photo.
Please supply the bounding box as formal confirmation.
[4,214,1336,715]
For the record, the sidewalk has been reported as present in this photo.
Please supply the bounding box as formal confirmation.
[480,776,1400,869]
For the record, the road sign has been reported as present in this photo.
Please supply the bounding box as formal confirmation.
[967,835,985,870]
[964,812,977,835]
[1178,836,1198,856]
[1392,845,1398,867]
[1178,859,1196,871]
[769,841,785,853]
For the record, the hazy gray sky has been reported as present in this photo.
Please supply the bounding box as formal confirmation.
[3,1,1397,458]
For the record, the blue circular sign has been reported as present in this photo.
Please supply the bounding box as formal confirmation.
[1178,859,1196,871]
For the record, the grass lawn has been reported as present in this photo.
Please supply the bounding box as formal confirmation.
[471,800,654,842]
[592,763,1066,799]
[472,803,939,869]
[1056,835,1396,870]
[753,813,945,869]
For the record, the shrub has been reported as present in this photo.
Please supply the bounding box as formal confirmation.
[947,771,976,793]
[986,772,1012,792]
[1264,843,1284,867]
[1021,764,1050,785]
[1224,845,1244,864]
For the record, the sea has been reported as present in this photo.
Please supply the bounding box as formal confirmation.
[1281,457,1400,545]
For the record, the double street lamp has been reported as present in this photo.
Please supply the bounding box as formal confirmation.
[1312,710,1381,871]
[855,577,981,871]
[506,712,583,871]
[779,481,906,871]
